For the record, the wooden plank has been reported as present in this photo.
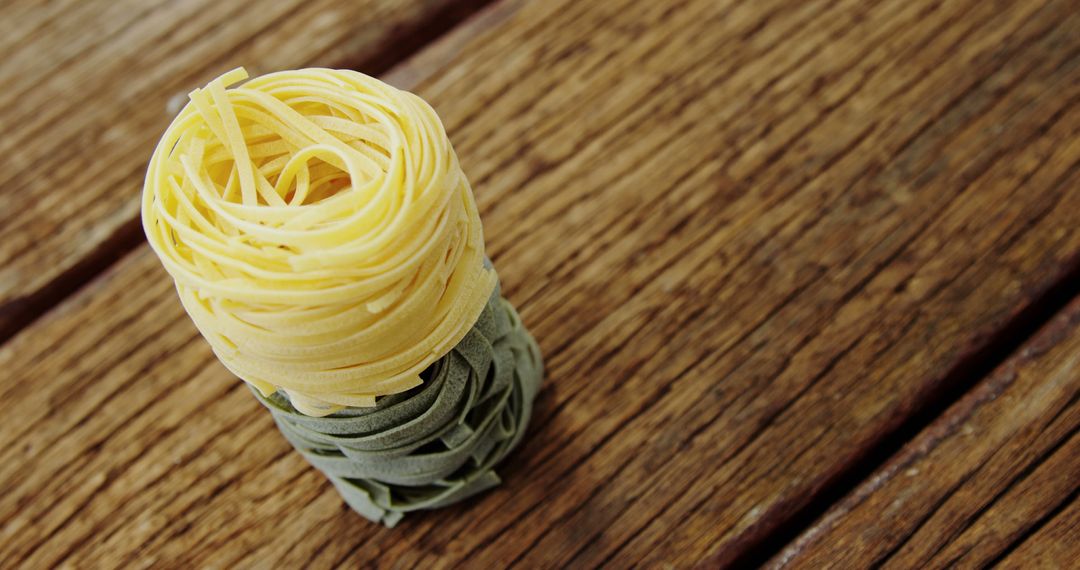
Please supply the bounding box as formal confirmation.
[769,298,1080,569]
[2,0,1080,566]
[997,494,1080,569]
[0,0,489,341]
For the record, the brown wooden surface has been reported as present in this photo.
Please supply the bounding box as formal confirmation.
[770,298,1080,569]
[998,496,1080,569]
[0,0,485,340]
[2,0,1079,567]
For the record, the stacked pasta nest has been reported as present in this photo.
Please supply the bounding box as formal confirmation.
[142,68,543,525]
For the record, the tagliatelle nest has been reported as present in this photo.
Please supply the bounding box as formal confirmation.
[142,68,496,416]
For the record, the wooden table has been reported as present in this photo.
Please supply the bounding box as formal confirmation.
[2,0,1077,567]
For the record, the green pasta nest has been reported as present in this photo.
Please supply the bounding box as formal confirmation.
[252,283,543,526]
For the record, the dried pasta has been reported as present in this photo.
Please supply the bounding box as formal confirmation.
[142,67,496,416]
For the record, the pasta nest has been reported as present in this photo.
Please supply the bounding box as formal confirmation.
[142,68,495,416]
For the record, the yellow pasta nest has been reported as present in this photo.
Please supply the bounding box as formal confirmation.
[142,68,496,416]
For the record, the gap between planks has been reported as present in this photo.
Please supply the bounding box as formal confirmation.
[727,255,1080,567]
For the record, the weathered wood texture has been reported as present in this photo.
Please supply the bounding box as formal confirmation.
[770,298,1080,569]
[0,0,487,340]
[2,0,1080,567]
[998,495,1080,569]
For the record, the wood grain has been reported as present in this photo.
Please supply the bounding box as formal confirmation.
[0,0,489,341]
[997,493,1080,569]
[2,0,1080,567]
[769,297,1080,569]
